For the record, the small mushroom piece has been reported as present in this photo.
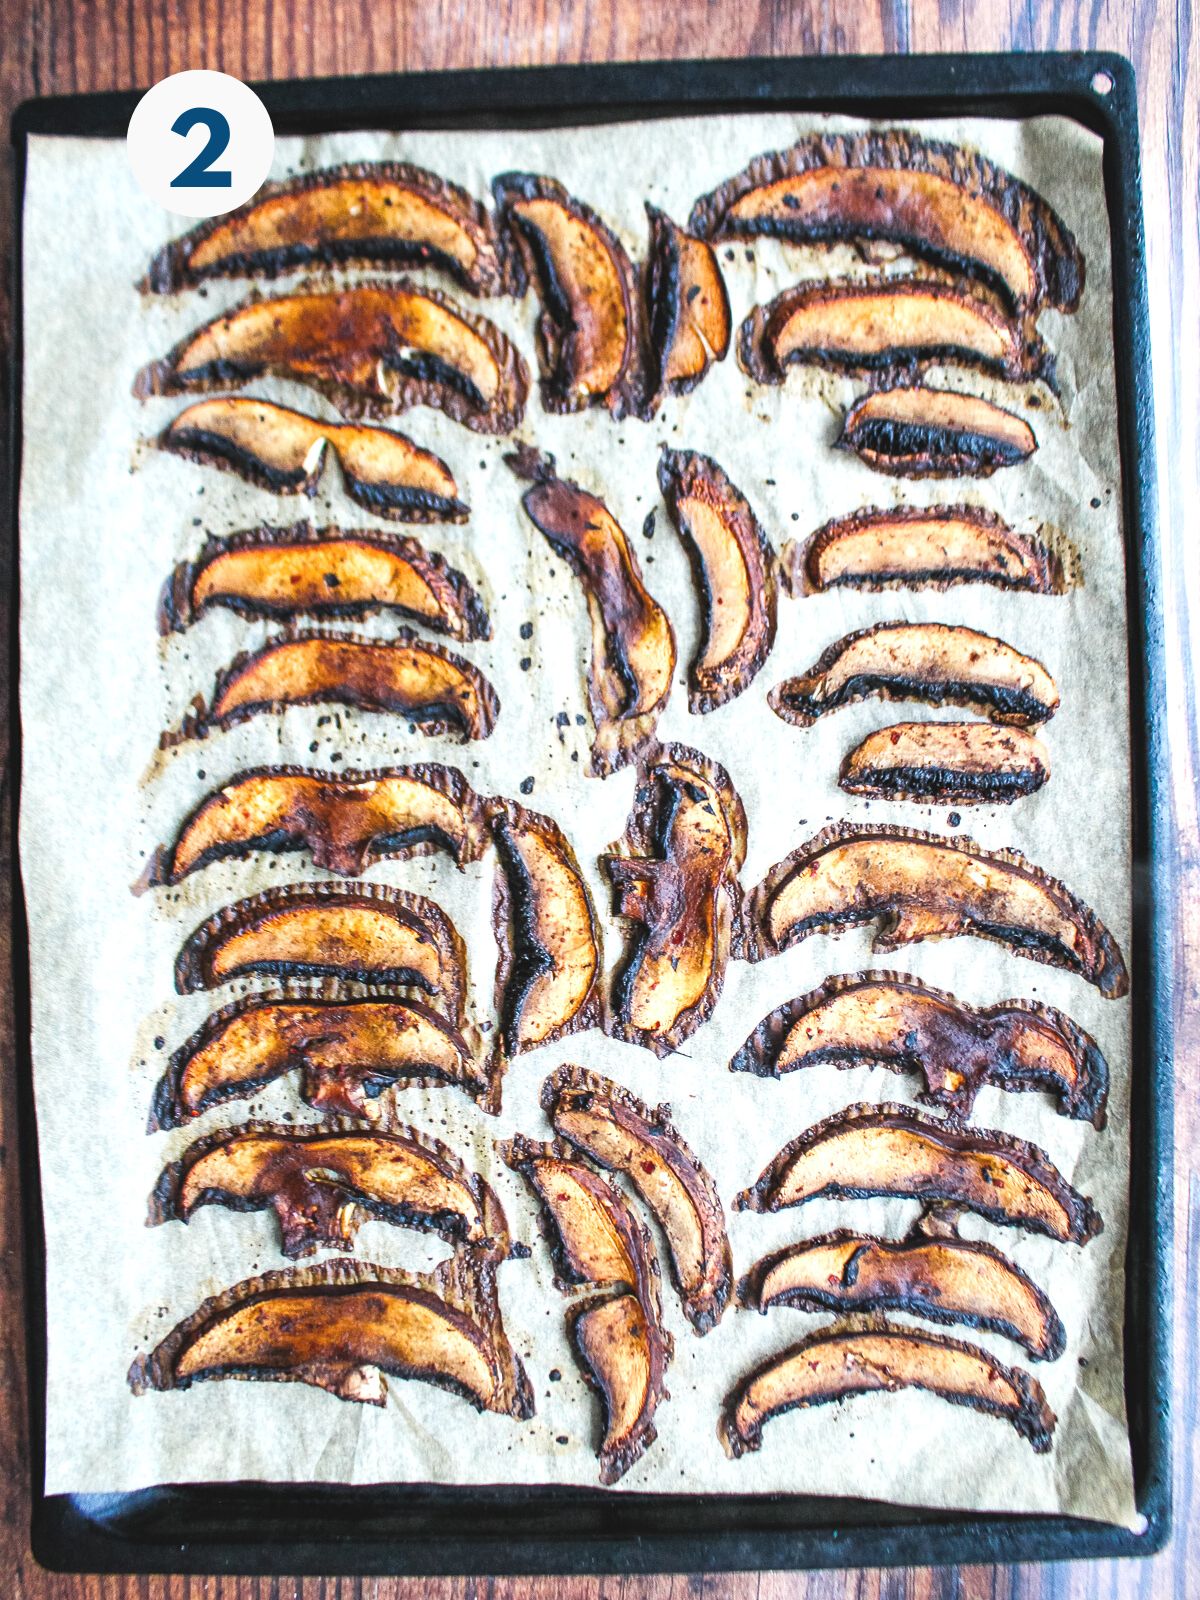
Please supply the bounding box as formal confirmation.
[645,204,731,402]
[839,386,1037,477]
[570,1290,672,1485]
[840,721,1050,804]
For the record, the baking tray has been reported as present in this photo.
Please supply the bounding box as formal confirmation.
[7,51,1172,1575]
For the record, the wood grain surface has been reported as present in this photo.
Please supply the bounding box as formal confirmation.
[0,1,1195,1595]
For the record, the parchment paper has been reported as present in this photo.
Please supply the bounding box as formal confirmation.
[19,111,1137,1524]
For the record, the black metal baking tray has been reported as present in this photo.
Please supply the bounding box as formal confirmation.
[7,50,1172,1576]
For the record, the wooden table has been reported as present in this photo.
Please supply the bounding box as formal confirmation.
[1,2,1194,1595]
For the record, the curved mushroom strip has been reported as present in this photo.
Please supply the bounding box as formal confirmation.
[511,453,675,775]
[174,880,467,1017]
[159,398,468,523]
[730,969,1108,1125]
[570,1290,672,1485]
[150,1120,511,1259]
[145,162,508,295]
[839,386,1037,477]
[719,1327,1056,1459]
[768,622,1059,727]
[160,524,489,640]
[148,994,483,1131]
[739,823,1128,997]
[738,1231,1064,1362]
[142,283,527,434]
[840,722,1050,804]
[657,450,779,711]
[687,128,1084,313]
[128,1255,534,1416]
[545,1064,732,1334]
[645,205,730,403]
[736,1101,1102,1245]
[157,764,487,882]
[604,744,746,1056]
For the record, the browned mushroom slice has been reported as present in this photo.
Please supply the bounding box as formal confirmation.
[604,744,746,1056]
[511,454,675,775]
[545,1064,732,1334]
[160,398,467,523]
[841,721,1050,804]
[797,504,1069,594]
[145,162,508,295]
[736,1102,1102,1245]
[738,822,1128,998]
[142,283,528,434]
[730,969,1108,1126]
[839,386,1037,477]
[657,450,778,712]
[569,1289,672,1484]
[160,524,489,640]
[128,1255,534,1416]
[738,1231,1065,1361]
[645,204,730,401]
[148,994,483,1131]
[174,880,467,1017]
[688,129,1084,313]
[719,1327,1056,1459]
[158,765,487,882]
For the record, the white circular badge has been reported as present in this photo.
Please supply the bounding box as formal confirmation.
[127,70,274,218]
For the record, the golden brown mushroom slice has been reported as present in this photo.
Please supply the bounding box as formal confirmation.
[148,993,484,1131]
[738,822,1129,998]
[569,1289,672,1485]
[644,204,730,402]
[736,1101,1102,1245]
[545,1064,732,1334]
[657,449,779,712]
[840,721,1050,804]
[128,1255,534,1416]
[839,386,1037,477]
[738,1231,1065,1362]
[604,744,746,1056]
[160,523,489,640]
[719,1326,1056,1459]
[145,162,509,295]
[159,398,468,523]
[157,764,487,883]
[688,128,1084,313]
[501,1136,647,1290]
[141,282,528,434]
[730,969,1108,1126]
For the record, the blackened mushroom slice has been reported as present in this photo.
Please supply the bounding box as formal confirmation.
[840,721,1050,804]
[604,743,746,1056]
[545,1064,732,1334]
[569,1289,672,1485]
[738,1231,1065,1361]
[839,386,1037,477]
[738,822,1128,997]
[730,969,1108,1125]
[145,162,509,295]
[719,1327,1056,1458]
[159,398,468,523]
[645,205,730,402]
[736,1101,1102,1245]
[142,282,528,433]
[657,449,779,711]
[128,1254,534,1416]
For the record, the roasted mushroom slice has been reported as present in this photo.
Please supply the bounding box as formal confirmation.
[645,205,730,402]
[839,386,1037,477]
[149,994,484,1131]
[545,1065,732,1334]
[739,823,1128,998]
[159,398,468,523]
[840,721,1050,804]
[688,129,1084,313]
[719,1327,1055,1458]
[738,1231,1065,1361]
[145,162,508,295]
[768,622,1059,728]
[569,1289,672,1485]
[129,1255,534,1416]
[657,450,778,712]
[157,764,487,882]
[510,453,675,775]
[160,524,490,640]
[142,283,527,434]
[737,1102,1102,1245]
[604,744,746,1056]
[730,970,1108,1125]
